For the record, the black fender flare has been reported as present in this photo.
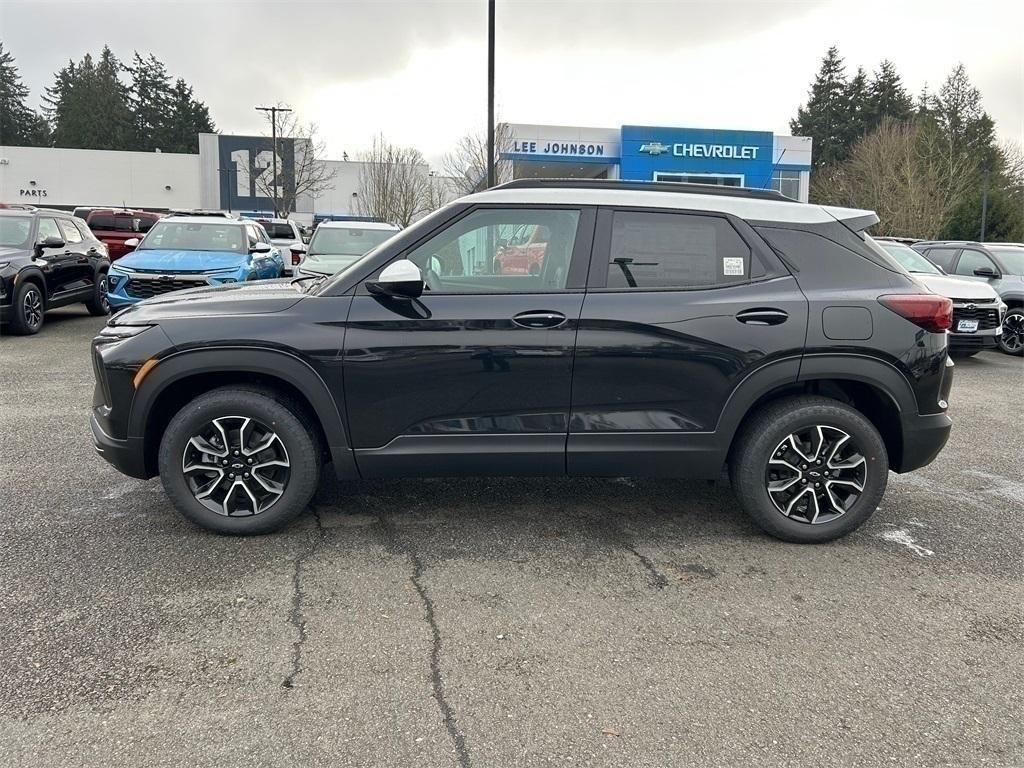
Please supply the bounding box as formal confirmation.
[128,346,356,476]
[713,353,916,452]
[14,266,48,303]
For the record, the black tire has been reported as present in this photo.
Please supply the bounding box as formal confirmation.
[85,271,110,316]
[997,308,1024,356]
[246,272,258,282]
[9,280,45,335]
[729,396,888,543]
[158,387,321,534]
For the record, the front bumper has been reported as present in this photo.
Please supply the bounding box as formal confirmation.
[107,269,246,307]
[90,411,150,478]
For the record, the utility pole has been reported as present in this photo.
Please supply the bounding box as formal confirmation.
[255,105,292,216]
[980,167,990,241]
[486,0,495,189]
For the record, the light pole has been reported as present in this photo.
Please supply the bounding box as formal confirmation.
[486,0,495,189]
[255,105,292,216]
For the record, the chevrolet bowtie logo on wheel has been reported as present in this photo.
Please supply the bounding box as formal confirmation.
[639,142,672,155]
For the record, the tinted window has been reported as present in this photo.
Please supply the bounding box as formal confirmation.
[955,249,997,277]
[606,211,751,289]
[89,215,139,232]
[37,218,62,243]
[58,218,83,243]
[404,207,580,293]
[138,216,158,233]
[923,247,959,271]
[262,222,297,239]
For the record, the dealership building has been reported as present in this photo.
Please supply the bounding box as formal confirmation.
[502,123,813,202]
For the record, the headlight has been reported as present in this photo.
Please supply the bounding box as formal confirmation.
[98,324,153,340]
[0,261,9,269]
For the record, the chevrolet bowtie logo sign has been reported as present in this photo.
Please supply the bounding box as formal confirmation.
[639,142,671,156]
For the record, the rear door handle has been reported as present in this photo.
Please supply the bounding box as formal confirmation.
[736,308,789,326]
[512,310,567,329]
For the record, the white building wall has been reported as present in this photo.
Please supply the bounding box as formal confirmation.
[0,144,201,209]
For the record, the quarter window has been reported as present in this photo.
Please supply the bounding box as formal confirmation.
[403,208,581,293]
[606,211,751,289]
[954,249,997,277]
[923,247,959,271]
[58,218,84,244]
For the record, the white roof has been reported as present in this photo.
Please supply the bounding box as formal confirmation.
[162,216,245,226]
[461,187,874,226]
[318,220,399,230]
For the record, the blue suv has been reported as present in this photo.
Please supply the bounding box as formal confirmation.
[107,216,284,309]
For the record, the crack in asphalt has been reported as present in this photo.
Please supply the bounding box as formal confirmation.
[282,506,326,690]
[375,512,472,768]
[592,500,669,590]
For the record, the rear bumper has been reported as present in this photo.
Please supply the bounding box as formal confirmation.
[90,411,150,479]
[896,412,952,473]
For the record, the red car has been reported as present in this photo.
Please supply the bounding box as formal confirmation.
[85,209,164,261]
[493,224,550,275]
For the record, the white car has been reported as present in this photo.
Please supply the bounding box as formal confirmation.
[874,238,1005,357]
[256,218,304,275]
[292,220,400,277]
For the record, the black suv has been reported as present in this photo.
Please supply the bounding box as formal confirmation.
[1,207,111,334]
[91,180,954,542]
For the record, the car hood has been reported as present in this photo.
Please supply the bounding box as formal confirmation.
[913,273,1000,301]
[115,249,249,273]
[0,246,31,262]
[110,279,305,324]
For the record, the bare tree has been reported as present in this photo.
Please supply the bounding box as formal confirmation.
[355,135,434,227]
[442,122,514,195]
[254,106,337,217]
[813,119,978,238]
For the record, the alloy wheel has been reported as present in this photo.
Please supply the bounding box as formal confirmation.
[765,425,867,525]
[1000,310,1024,354]
[23,287,43,329]
[99,280,110,313]
[181,416,291,517]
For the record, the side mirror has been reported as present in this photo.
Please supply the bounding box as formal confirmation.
[251,242,272,254]
[366,259,423,299]
[123,237,140,250]
[973,266,999,279]
[37,235,65,251]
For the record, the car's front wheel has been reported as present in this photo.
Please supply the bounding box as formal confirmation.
[729,396,888,543]
[158,387,321,534]
[998,309,1024,356]
[10,280,45,335]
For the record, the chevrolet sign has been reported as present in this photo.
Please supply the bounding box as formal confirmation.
[638,142,760,160]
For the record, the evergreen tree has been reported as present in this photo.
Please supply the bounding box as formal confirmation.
[0,42,47,146]
[866,60,913,130]
[126,52,173,151]
[790,46,850,169]
[844,66,871,143]
[43,47,131,150]
[932,64,998,171]
[162,78,215,153]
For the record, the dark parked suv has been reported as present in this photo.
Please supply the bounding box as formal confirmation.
[1,207,111,334]
[91,180,954,542]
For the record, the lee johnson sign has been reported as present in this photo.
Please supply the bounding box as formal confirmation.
[512,140,610,157]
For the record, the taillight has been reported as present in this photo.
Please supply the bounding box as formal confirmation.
[292,252,301,265]
[878,294,953,333]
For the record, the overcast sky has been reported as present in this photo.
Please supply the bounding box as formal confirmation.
[2,0,1022,166]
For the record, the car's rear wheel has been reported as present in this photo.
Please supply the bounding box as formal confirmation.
[158,387,321,534]
[10,281,45,335]
[998,309,1024,356]
[730,396,888,543]
[85,271,110,316]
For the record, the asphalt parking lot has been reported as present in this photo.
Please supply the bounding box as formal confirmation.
[1,307,1022,767]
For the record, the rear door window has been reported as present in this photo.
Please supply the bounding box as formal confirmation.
[923,247,959,271]
[604,211,752,290]
[58,219,84,244]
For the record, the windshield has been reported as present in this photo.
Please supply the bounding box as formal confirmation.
[877,241,941,274]
[0,216,32,248]
[139,220,245,252]
[89,214,141,232]
[309,226,396,257]
[987,246,1024,276]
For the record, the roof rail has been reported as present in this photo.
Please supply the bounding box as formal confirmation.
[492,178,793,202]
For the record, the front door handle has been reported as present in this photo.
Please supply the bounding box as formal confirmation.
[512,310,567,329]
[736,307,789,326]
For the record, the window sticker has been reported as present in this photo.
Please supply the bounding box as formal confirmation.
[723,257,745,276]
